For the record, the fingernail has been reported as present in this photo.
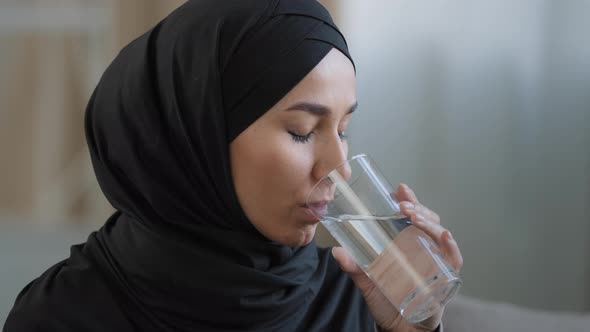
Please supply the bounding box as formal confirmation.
[400,202,414,210]
[446,231,455,242]
[413,214,425,224]
[331,247,341,260]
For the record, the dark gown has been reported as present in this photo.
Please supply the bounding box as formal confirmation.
[4,214,375,332]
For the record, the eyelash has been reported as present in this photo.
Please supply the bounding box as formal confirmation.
[288,131,348,143]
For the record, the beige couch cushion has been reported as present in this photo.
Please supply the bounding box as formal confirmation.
[443,295,590,332]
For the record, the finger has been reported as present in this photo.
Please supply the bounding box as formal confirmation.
[397,183,419,203]
[412,214,447,244]
[441,231,464,272]
[393,184,409,203]
[399,201,440,225]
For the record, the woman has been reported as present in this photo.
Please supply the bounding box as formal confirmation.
[4,0,462,331]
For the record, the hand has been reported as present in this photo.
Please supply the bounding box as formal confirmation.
[331,183,463,332]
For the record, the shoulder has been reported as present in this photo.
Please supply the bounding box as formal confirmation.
[4,245,136,332]
[4,260,73,331]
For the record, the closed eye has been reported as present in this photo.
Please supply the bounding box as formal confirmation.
[289,131,313,143]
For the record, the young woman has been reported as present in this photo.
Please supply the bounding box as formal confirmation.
[4,1,462,331]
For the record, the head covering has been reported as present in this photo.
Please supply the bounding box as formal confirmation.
[4,1,374,331]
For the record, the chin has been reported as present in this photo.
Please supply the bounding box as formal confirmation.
[281,224,318,247]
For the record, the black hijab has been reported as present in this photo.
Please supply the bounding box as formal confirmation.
[4,1,374,331]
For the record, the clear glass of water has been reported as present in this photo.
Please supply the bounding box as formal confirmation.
[306,153,461,323]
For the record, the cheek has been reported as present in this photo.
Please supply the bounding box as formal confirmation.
[231,138,314,245]
[249,143,312,200]
[230,134,314,236]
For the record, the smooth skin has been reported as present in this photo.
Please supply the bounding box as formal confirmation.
[230,48,463,332]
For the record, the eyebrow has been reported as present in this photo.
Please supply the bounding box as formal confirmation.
[285,101,358,117]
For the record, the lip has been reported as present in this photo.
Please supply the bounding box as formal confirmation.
[305,200,329,209]
[303,200,329,218]
[302,207,321,222]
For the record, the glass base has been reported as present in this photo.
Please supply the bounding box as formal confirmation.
[399,272,462,323]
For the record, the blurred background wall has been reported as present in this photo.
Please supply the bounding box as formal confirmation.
[340,0,590,311]
[0,0,189,224]
[1,0,589,322]
[0,0,186,321]
[340,0,590,312]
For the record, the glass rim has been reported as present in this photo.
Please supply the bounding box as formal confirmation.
[306,153,370,206]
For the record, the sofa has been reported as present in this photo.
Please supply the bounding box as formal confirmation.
[443,295,590,332]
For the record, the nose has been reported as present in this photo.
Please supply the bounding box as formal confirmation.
[311,134,350,183]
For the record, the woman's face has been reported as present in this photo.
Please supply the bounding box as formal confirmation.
[230,48,356,246]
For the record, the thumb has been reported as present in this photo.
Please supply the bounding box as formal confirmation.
[331,247,365,277]
[332,247,381,304]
